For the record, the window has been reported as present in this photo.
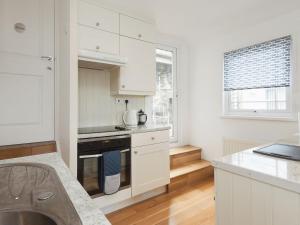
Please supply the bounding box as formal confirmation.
[152,47,177,141]
[223,36,293,118]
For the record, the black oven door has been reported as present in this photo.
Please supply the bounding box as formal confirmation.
[78,149,131,196]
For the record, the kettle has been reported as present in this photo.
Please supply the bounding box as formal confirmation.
[138,109,148,125]
[123,110,138,127]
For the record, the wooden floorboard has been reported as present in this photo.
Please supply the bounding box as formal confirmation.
[106,178,215,225]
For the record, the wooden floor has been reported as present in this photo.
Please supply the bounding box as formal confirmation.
[107,178,215,225]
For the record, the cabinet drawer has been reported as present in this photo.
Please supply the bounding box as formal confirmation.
[79,25,119,55]
[132,130,169,147]
[120,14,155,43]
[132,142,170,196]
[78,1,119,34]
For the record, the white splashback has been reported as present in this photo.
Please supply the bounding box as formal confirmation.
[78,68,145,127]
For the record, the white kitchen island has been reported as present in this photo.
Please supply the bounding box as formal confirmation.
[213,135,300,225]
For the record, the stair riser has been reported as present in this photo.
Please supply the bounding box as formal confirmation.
[171,151,201,169]
[168,166,214,192]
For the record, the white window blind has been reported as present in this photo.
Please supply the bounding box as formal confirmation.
[224,36,291,91]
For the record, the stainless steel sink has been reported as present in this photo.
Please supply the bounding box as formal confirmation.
[0,163,82,225]
[0,211,57,225]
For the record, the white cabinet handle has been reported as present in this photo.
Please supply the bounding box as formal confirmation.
[138,34,142,38]
[96,45,100,50]
[134,151,138,154]
[96,22,100,26]
[151,137,155,140]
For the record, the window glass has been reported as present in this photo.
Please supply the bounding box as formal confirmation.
[153,48,177,138]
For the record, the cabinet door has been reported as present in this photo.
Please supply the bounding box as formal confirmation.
[120,14,155,43]
[119,36,156,95]
[272,186,300,225]
[78,0,119,34]
[232,175,252,225]
[215,169,233,225]
[251,180,272,225]
[79,25,119,55]
[132,142,170,196]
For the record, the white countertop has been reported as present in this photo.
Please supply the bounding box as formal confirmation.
[78,124,171,139]
[0,153,111,225]
[213,135,300,193]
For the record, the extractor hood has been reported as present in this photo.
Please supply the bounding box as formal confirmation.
[78,49,127,70]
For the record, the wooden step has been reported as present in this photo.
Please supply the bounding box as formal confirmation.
[170,145,201,156]
[170,145,202,169]
[168,160,213,192]
[170,160,211,179]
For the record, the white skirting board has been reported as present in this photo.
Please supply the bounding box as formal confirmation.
[99,186,167,214]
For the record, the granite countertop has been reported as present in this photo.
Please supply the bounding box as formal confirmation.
[78,124,171,139]
[213,135,300,193]
[0,153,111,225]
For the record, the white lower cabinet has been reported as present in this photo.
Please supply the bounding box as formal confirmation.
[215,168,300,225]
[131,142,170,196]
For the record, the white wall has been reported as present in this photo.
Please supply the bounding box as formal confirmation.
[55,0,78,175]
[188,10,300,161]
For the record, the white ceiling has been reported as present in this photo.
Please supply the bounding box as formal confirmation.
[98,0,300,42]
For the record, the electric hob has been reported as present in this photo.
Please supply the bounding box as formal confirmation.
[254,144,300,161]
[78,126,129,135]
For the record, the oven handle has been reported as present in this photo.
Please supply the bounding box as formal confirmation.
[79,149,130,159]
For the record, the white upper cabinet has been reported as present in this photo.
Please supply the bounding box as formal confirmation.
[78,0,119,34]
[120,14,155,43]
[78,3,157,96]
[79,25,119,55]
[111,36,156,96]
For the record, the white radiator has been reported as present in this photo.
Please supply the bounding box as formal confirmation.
[223,138,262,156]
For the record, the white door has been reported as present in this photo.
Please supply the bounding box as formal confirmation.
[0,0,54,145]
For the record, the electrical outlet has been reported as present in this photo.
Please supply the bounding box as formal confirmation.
[115,98,122,104]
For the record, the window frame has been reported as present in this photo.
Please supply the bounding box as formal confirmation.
[152,45,178,142]
[222,36,295,120]
[223,87,293,118]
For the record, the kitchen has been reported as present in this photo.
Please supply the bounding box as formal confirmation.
[0,0,190,223]
[0,0,300,225]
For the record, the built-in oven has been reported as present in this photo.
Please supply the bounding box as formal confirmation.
[77,135,131,197]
